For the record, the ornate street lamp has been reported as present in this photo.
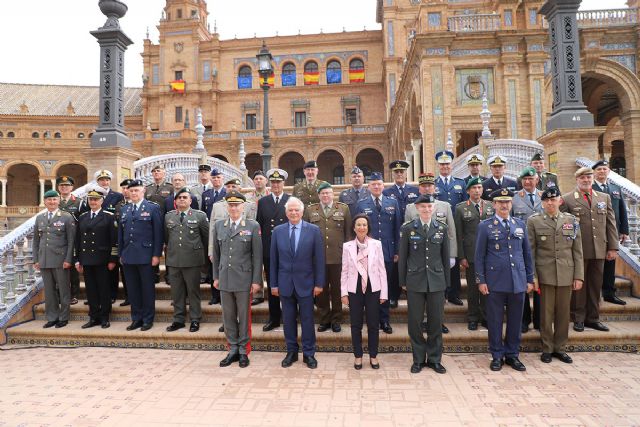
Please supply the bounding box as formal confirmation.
[257,41,274,172]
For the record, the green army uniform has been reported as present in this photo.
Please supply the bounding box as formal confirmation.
[293,179,328,206]
[145,181,173,215]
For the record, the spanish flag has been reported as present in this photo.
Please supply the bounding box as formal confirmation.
[304,71,319,85]
[349,68,365,83]
[169,80,185,93]
[260,73,275,87]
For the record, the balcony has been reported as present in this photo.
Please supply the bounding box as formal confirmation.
[448,14,501,32]
[577,8,638,28]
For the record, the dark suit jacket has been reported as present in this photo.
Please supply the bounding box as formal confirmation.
[593,181,629,235]
[201,187,226,219]
[76,210,118,266]
[356,195,401,263]
[118,200,164,264]
[481,176,518,200]
[256,193,290,259]
[270,220,325,298]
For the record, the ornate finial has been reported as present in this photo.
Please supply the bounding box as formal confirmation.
[98,0,128,29]
[193,108,206,153]
[480,91,492,137]
[214,20,217,33]
[239,139,247,172]
[146,26,149,39]
[146,121,152,131]
[446,129,454,152]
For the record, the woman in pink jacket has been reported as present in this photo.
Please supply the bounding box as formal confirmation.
[341,213,388,370]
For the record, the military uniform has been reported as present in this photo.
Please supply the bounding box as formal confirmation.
[293,179,327,206]
[405,201,456,258]
[561,185,618,327]
[475,197,534,365]
[201,186,226,219]
[165,207,209,327]
[398,217,450,368]
[210,199,257,222]
[434,176,468,209]
[527,210,583,354]
[191,182,212,210]
[113,197,130,303]
[118,194,164,328]
[383,183,420,220]
[75,208,118,326]
[145,181,173,215]
[59,194,83,301]
[482,176,518,200]
[210,215,263,356]
[339,186,370,218]
[303,201,352,327]
[33,209,76,325]
[464,175,486,184]
[454,199,494,325]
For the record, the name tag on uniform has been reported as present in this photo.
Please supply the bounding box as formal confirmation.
[514,227,524,238]
[597,201,606,210]
[187,219,197,224]
[141,212,150,217]
[385,206,395,212]
[240,230,253,236]
[364,208,372,214]
[53,221,64,227]
[408,192,417,199]
[332,211,344,218]
[453,185,462,190]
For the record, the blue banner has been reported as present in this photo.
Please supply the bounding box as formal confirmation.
[238,76,252,89]
[282,73,296,87]
[327,69,342,84]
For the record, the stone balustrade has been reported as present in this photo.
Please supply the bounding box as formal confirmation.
[448,14,501,32]
[577,8,638,28]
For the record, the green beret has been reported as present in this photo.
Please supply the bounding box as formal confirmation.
[466,177,483,190]
[317,182,332,193]
[519,166,537,179]
[44,190,60,199]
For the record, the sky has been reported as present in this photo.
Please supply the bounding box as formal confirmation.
[0,0,628,87]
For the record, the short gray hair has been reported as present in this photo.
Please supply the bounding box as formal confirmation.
[285,196,304,213]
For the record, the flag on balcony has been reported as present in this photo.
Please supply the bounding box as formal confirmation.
[260,73,275,88]
[349,68,365,83]
[169,80,185,93]
[304,71,319,85]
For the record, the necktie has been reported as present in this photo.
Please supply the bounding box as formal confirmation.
[355,189,359,198]
[603,184,609,193]
[133,204,138,214]
[445,177,449,187]
[275,196,280,205]
[203,184,206,192]
[475,203,480,214]
[398,186,403,197]
[324,205,330,217]
[47,212,52,221]
[584,192,591,207]
[290,225,297,255]
[180,212,185,223]
[230,221,236,234]
[214,190,218,200]
[91,212,96,220]
[503,219,510,234]
[375,197,381,212]
[498,179,502,187]
[528,193,535,207]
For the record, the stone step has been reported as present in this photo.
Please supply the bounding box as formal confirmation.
[6,318,639,353]
[34,295,640,324]
[76,276,634,301]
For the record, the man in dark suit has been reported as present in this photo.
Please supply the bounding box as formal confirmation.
[201,168,227,219]
[270,196,325,369]
[339,166,370,217]
[592,159,629,305]
[75,186,118,329]
[357,172,401,333]
[463,153,486,184]
[256,168,290,329]
[475,188,534,372]
[163,173,199,213]
[383,160,419,220]
[118,179,164,331]
[481,155,517,200]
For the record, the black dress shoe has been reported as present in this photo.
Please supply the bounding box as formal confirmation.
[220,353,240,367]
[166,322,185,332]
[448,297,463,306]
[84,301,89,305]
[604,295,626,305]
[573,322,584,332]
[426,361,447,374]
[119,300,130,307]
[490,358,504,371]
[410,363,423,374]
[218,324,224,332]
[43,320,58,328]
[354,361,363,370]
[540,353,552,363]
[55,320,68,328]
[189,321,200,332]
[468,322,478,331]
[505,357,526,371]
[141,323,153,331]
[441,324,449,334]
[263,321,280,332]
[111,298,116,304]
[303,355,318,369]
[380,322,393,334]
[251,297,264,306]
[552,352,573,364]
[331,323,341,333]
[389,300,398,309]
[101,321,110,329]
[281,352,298,368]
[585,321,609,332]
[521,324,529,334]
[81,319,101,329]
[370,360,380,369]
[70,297,78,305]
[239,354,249,368]
[421,321,428,332]
[317,323,331,332]
[208,296,220,305]
[127,320,143,331]
[480,320,488,329]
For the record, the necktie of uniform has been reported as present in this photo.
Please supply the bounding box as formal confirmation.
[48,212,53,221]
[528,193,535,207]
[214,190,218,200]
[133,204,137,214]
[398,186,403,197]
[603,184,609,193]
[375,197,381,212]
[290,225,297,255]
[503,218,510,234]
[230,221,236,234]
[180,211,185,224]
[498,179,502,187]
[584,192,592,207]
[324,205,330,217]
[475,203,480,214]
[203,184,206,192]
[91,212,96,220]
[275,196,280,205]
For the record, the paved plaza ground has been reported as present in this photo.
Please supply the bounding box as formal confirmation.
[0,347,639,426]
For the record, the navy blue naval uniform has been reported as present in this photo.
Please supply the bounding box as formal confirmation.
[475,215,534,360]
[481,176,518,201]
[356,195,401,325]
[80,189,123,216]
[383,184,419,220]
[118,199,164,325]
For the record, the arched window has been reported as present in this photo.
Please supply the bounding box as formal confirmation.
[303,61,319,85]
[326,60,342,84]
[282,62,296,87]
[54,132,62,139]
[7,131,15,138]
[349,58,365,83]
[88,132,94,139]
[78,132,85,138]
[32,132,40,138]
[238,65,252,89]
[0,131,3,138]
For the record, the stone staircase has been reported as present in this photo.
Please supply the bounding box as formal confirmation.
[5,275,639,353]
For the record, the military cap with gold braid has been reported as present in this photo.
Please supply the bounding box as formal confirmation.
[266,168,288,182]
[389,160,410,171]
[489,188,514,201]
[488,155,507,166]
[224,190,246,204]
[418,172,436,185]
[435,150,454,164]
[87,186,106,198]
[56,176,74,186]
[224,178,241,186]
[467,153,485,165]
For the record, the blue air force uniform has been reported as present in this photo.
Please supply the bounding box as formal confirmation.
[201,187,226,219]
[118,191,164,326]
[475,210,534,362]
[383,184,419,220]
[356,193,401,326]
[435,176,468,209]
